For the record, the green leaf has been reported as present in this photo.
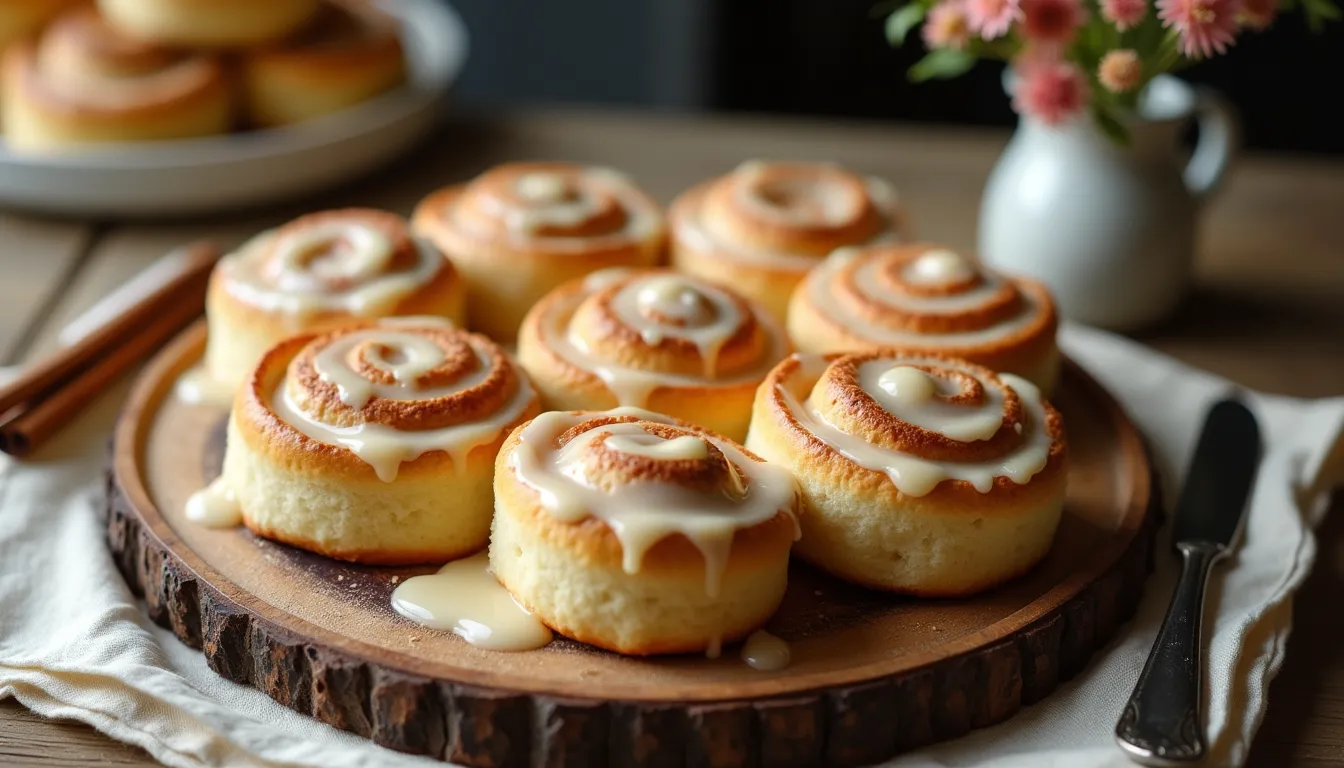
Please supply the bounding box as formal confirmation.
[1092,106,1131,147]
[884,4,927,46]
[869,0,907,18]
[1302,0,1342,32]
[908,49,977,81]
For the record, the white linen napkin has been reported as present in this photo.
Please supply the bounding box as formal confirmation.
[1,324,1340,768]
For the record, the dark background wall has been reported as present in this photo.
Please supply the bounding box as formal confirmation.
[449,0,1344,155]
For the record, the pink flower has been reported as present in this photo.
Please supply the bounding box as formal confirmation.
[1240,0,1275,27]
[966,0,1022,39]
[923,0,973,49]
[1012,54,1090,125]
[1098,49,1143,92]
[1157,0,1243,58]
[1102,0,1148,29]
[1020,0,1086,43]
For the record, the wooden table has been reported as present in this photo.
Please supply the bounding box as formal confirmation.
[1,110,1341,767]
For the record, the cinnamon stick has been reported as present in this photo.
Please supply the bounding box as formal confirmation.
[0,242,220,457]
[0,242,220,418]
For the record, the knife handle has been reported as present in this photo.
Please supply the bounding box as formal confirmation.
[1116,541,1224,765]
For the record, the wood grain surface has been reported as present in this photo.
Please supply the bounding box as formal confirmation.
[106,323,1157,765]
[1,109,1342,767]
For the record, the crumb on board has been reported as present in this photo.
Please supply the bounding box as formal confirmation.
[390,575,401,584]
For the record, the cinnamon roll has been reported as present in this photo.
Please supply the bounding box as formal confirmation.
[412,162,666,343]
[517,268,789,441]
[219,318,540,564]
[746,352,1066,596]
[203,208,465,395]
[241,0,405,128]
[491,407,800,655]
[96,0,319,47]
[789,243,1060,392]
[669,160,905,322]
[1,4,232,152]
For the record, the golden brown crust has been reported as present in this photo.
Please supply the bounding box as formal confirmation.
[757,351,1067,506]
[1,5,232,146]
[788,242,1059,386]
[241,0,403,126]
[492,412,798,576]
[96,0,320,47]
[412,163,667,342]
[241,513,485,566]
[234,322,541,481]
[516,269,790,430]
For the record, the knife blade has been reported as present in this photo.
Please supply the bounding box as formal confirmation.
[1116,398,1261,765]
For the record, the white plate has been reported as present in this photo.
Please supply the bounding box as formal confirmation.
[0,0,467,218]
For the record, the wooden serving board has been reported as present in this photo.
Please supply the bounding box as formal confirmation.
[106,321,1160,768]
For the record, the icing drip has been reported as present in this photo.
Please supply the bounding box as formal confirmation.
[807,246,1041,346]
[219,230,443,325]
[779,355,1051,496]
[272,326,535,481]
[510,407,799,597]
[541,270,786,405]
[741,630,791,671]
[174,364,236,408]
[391,553,553,652]
[185,476,241,528]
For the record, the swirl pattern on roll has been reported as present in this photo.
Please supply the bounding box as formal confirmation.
[420,162,664,258]
[671,160,902,268]
[521,268,789,411]
[218,209,451,322]
[760,351,1064,497]
[508,407,799,596]
[2,4,232,146]
[790,242,1059,388]
[253,318,537,482]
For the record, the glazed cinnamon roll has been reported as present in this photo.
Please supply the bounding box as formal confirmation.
[203,209,465,396]
[413,162,666,343]
[746,352,1066,596]
[1,4,232,152]
[517,268,789,441]
[96,0,319,46]
[789,243,1060,392]
[669,160,905,321]
[241,0,405,128]
[491,407,800,655]
[214,318,540,564]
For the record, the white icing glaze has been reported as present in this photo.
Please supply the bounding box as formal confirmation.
[273,326,535,482]
[541,271,786,405]
[905,248,975,285]
[779,355,1051,496]
[464,166,661,250]
[741,630,791,671]
[218,229,443,325]
[391,553,553,652]
[510,407,799,597]
[184,476,241,528]
[603,433,709,461]
[174,364,236,409]
[514,172,570,203]
[806,247,1041,347]
[674,162,902,270]
[862,362,1001,442]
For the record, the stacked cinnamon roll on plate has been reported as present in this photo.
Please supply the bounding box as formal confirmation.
[0,0,464,215]
[166,157,1072,664]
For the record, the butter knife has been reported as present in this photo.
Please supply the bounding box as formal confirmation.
[1116,398,1261,765]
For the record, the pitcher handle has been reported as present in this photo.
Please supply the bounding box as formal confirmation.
[1184,87,1240,204]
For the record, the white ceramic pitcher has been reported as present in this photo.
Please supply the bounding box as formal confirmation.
[977,75,1239,331]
